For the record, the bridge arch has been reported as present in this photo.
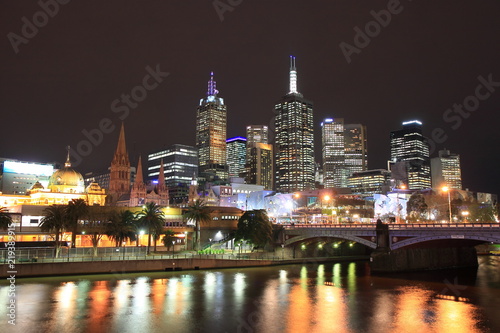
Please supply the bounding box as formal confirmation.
[391,234,500,250]
[285,234,377,249]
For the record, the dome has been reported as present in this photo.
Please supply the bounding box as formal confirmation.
[48,167,84,187]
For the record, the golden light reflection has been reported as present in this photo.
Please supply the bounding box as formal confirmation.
[151,279,167,314]
[371,292,394,329]
[434,298,482,333]
[315,285,351,332]
[286,284,312,332]
[54,282,77,329]
[333,263,341,287]
[87,281,111,332]
[392,287,433,332]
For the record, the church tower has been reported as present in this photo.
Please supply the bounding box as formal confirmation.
[108,123,131,205]
[155,159,170,206]
[188,173,199,205]
[129,156,147,207]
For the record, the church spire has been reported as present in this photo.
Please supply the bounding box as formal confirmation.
[65,145,72,167]
[207,71,219,96]
[116,122,127,156]
[135,155,144,185]
[157,159,166,190]
[289,55,298,95]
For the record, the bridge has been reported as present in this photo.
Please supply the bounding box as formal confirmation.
[282,223,500,250]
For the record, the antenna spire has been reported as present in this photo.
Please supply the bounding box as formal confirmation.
[207,71,219,96]
[65,146,72,167]
[289,55,298,94]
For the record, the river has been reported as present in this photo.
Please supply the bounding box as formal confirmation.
[1,256,499,332]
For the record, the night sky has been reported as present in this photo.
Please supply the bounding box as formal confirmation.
[1,1,500,194]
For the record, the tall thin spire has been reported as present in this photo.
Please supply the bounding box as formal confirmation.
[116,122,127,155]
[289,55,298,94]
[207,71,219,96]
[135,155,144,184]
[157,158,165,189]
[65,145,72,167]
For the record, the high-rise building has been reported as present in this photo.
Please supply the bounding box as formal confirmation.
[390,120,431,190]
[246,142,273,190]
[0,158,54,195]
[196,72,228,182]
[147,144,198,204]
[431,149,462,190]
[275,56,315,192]
[226,137,247,178]
[344,124,368,177]
[347,169,391,197]
[322,118,346,188]
[246,125,268,157]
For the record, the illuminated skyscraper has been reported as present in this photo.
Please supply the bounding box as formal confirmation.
[246,143,273,190]
[322,118,345,188]
[246,125,268,158]
[275,56,315,192]
[344,124,368,177]
[431,149,462,190]
[196,72,228,182]
[226,137,247,178]
[390,120,431,190]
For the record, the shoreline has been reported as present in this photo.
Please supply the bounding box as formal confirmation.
[0,255,369,279]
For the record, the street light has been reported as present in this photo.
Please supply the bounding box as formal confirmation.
[281,243,285,260]
[461,210,469,223]
[442,186,452,223]
[396,184,406,224]
[172,240,175,257]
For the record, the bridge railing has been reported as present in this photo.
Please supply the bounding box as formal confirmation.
[283,223,500,230]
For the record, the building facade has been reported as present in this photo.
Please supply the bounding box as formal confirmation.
[431,149,462,190]
[147,144,198,205]
[226,137,247,179]
[246,142,273,190]
[275,56,315,192]
[347,169,391,197]
[322,118,345,188]
[0,159,54,195]
[196,72,228,182]
[108,123,131,204]
[390,120,431,190]
[344,124,368,178]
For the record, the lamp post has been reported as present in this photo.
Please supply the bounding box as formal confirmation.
[442,186,452,223]
[171,240,175,257]
[281,243,285,260]
[461,210,469,223]
[396,184,406,224]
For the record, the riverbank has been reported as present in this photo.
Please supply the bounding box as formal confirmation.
[1,255,369,278]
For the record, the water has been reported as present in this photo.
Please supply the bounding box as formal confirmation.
[1,256,499,333]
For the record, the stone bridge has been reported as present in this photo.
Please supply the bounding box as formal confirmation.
[282,223,500,250]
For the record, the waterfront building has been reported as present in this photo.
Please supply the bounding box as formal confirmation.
[431,149,462,190]
[196,72,228,182]
[390,120,431,190]
[275,56,315,192]
[322,118,346,188]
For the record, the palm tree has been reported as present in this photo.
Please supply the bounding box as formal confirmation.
[66,199,88,248]
[0,207,13,231]
[39,205,67,258]
[135,202,165,255]
[106,210,137,247]
[184,200,211,251]
[162,230,176,252]
[84,206,111,256]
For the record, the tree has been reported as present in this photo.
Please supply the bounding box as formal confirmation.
[135,202,165,255]
[83,206,111,256]
[66,199,88,248]
[106,209,137,247]
[235,210,273,249]
[0,207,13,231]
[184,200,211,251]
[39,205,67,258]
[162,230,176,252]
[406,193,428,222]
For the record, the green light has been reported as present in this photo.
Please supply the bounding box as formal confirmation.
[301,244,306,250]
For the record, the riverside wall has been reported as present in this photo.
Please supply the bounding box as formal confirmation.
[370,246,478,273]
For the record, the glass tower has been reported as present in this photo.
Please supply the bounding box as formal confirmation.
[226,137,247,179]
[275,56,315,192]
[196,72,228,182]
[322,118,346,188]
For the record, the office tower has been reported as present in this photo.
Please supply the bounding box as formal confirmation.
[147,144,198,204]
[275,56,315,192]
[0,158,54,195]
[108,123,131,204]
[246,125,268,157]
[246,142,273,190]
[322,118,346,188]
[390,120,431,190]
[431,149,462,190]
[196,72,228,182]
[226,137,247,178]
[344,124,368,176]
[347,169,391,197]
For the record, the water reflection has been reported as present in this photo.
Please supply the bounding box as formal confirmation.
[0,258,498,332]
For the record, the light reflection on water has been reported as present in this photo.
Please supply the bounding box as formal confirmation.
[1,257,499,332]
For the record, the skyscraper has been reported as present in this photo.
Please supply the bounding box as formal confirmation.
[246,125,268,157]
[344,124,368,177]
[275,56,315,192]
[390,120,431,190]
[147,144,198,204]
[321,118,346,188]
[196,72,228,182]
[226,137,247,178]
[431,149,462,190]
[246,142,274,190]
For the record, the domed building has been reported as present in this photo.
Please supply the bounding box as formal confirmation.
[47,155,85,194]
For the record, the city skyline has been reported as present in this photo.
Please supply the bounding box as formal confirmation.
[1,2,500,195]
